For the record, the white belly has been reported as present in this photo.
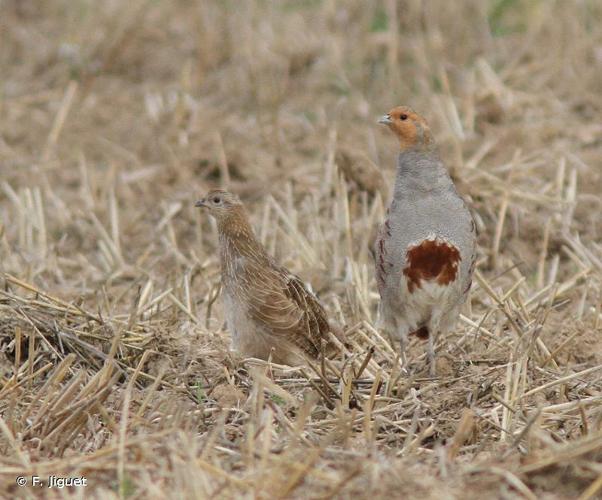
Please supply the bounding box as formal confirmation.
[380,275,463,340]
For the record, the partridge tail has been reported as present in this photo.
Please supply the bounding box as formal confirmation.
[410,325,429,340]
[320,322,347,358]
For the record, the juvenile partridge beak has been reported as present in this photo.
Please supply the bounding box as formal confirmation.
[378,114,392,125]
[195,198,207,208]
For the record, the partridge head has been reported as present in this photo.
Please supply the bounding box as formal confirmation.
[195,190,246,230]
[378,105,435,152]
[196,190,242,217]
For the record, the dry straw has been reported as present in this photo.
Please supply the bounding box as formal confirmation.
[1,0,601,498]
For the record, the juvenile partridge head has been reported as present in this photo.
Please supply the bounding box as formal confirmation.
[378,105,434,152]
[195,189,242,220]
[196,189,256,244]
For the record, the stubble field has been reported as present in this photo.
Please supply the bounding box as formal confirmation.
[1,1,602,498]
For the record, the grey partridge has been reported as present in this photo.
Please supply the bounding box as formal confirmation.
[196,189,338,365]
[375,106,477,374]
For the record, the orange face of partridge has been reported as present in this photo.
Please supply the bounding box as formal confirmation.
[378,105,433,151]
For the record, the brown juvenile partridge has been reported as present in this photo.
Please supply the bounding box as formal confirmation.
[375,106,476,374]
[196,189,338,365]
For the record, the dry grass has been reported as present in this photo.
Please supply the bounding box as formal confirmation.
[1,0,602,498]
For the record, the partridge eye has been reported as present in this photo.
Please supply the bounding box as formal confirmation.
[400,114,408,121]
[213,197,221,204]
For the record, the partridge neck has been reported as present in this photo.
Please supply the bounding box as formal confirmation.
[217,208,266,264]
[393,148,452,197]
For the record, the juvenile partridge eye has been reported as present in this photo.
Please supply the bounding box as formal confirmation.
[400,114,408,121]
[213,197,221,203]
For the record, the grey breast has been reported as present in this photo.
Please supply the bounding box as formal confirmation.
[383,150,475,285]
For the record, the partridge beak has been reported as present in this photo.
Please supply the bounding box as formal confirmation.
[378,114,392,125]
[195,198,207,208]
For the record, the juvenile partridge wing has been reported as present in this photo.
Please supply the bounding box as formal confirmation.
[283,272,331,350]
[242,265,325,359]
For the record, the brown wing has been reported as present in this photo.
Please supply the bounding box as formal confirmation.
[242,263,329,359]
[284,272,331,348]
[462,214,478,297]
[374,212,393,294]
